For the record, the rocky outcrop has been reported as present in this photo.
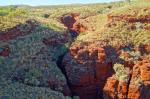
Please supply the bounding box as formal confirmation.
[61,13,80,29]
[103,75,129,99]
[61,13,89,34]
[107,14,150,23]
[128,57,150,99]
[63,42,113,99]
[103,56,150,99]
[59,9,150,99]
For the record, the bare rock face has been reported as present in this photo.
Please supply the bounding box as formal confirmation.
[61,13,89,34]
[63,42,113,99]
[103,56,150,99]
[103,75,128,99]
[61,13,80,29]
[128,57,150,99]
[103,75,118,99]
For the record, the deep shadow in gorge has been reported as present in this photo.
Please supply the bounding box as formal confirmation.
[56,53,74,97]
[125,74,132,99]
[56,31,79,98]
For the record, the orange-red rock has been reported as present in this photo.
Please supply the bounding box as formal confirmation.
[63,42,113,99]
[72,19,88,33]
[144,44,150,53]
[103,56,150,99]
[103,75,128,99]
[107,14,150,23]
[61,13,89,34]
[61,13,80,29]
[128,57,150,99]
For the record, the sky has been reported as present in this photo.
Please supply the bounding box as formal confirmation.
[0,0,123,6]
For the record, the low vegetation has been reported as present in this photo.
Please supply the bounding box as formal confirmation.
[113,63,130,82]
[0,0,150,98]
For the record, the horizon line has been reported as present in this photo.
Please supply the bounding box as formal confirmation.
[0,0,123,7]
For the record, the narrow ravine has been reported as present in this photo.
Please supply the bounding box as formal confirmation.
[56,53,74,97]
[126,73,132,99]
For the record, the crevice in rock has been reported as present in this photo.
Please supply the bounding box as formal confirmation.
[56,50,74,98]
[126,73,132,99]
[114,81,119,99]
[56,30,79,98]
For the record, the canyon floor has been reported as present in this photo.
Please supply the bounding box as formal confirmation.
[0,1,150,99]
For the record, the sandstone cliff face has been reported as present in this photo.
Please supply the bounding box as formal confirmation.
[1,5,150,99]
[60,9,150,99]
[102,11,150,99]
[63,42,114,99]
[61,13,89,34]
[61,13,79,29]
[128,57,150,99]
[103,56,150,99]
[103,75,128,99]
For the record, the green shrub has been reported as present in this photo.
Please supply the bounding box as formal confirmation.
[113,63,130,82]
[42,13,50,18]
[119,50,141,63]
[24,68,42,86]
